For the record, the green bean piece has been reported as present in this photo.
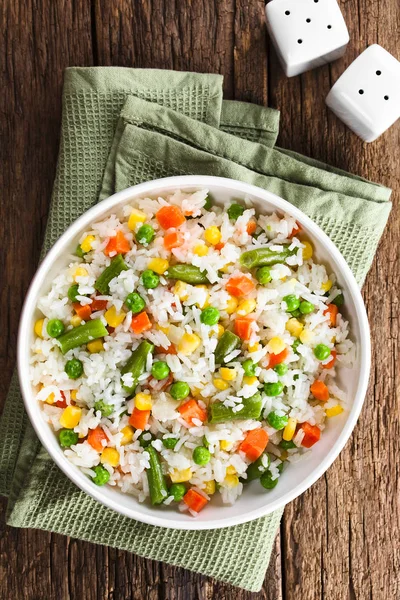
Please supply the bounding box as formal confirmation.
[280,440,296,450]
[57,319,108,354]
[240,245,294,269]
[209,393,263,423]
[214,330,241,364]
[75,245,86,258]
[95,254,129,295]
[146,446,169,505]
[245,453,270,482]
[121,340,154,394]
[331,292,344,307]
[166,264,210,284]
[138,431,153,448]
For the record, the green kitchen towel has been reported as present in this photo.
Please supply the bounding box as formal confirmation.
[0,67,392,592]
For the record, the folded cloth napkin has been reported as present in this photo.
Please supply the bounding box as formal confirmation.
[0,67,391,592]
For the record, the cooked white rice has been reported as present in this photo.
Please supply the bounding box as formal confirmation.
[31,188,353,514]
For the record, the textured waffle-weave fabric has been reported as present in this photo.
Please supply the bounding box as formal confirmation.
[0,67,392,592]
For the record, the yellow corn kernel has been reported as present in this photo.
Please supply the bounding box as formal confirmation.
[73,266,88,281]
[172,280,189,301]
[280,450,289,461]
[204,226,222,245]
[226,465,237,475]
[243,376,258,386]
[191,387,201,398]
[59,405,82,429]
[204,480,216,495]
[104,305,126,328]
[325,405,344,418]
[299,329,314,345]
[70,390,78,401]
[219,263,233,273]
[220,440,233,451]
[321,279,333,292]
[225,295,238,314]
[34,319,45,339]
[134,392,152,411]
[45,393,55,405]
[101,447,120,467]
[267,337,286,355]
[283,417,297,441]
[302,241,313,261]
[286,318,304,338]
[148,258,169,275]
[128,208,147,230]
[170,468,192,483]
[156,323,170,334]
[80,235,96,253]
[213,378,230,391]
[120,425,134,445]
[193,243,209,257]
[237,299,257,316]
[178,333,201,355]
[331,335,336,344]
[35,348,42,354]
[216,324,225,339]
[280,277,287,282]
[248,342,261,353]
[71,315,82,328]
[87,339,104,354]
[224,474,239,488]
[220,367,237,381]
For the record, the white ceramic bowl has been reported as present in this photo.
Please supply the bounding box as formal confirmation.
[18,175,370,530]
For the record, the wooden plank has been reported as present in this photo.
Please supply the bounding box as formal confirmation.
[1,0,399,598]
[279,1,400,599]
[0,0,93,598]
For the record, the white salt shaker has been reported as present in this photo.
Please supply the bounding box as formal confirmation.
[326,44,400,142]
[265,0,349,78]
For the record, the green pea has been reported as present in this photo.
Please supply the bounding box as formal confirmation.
[314,344,331,361]
[141,269,160,289]
[292,339,301,354]
[264,382,284,396]
[267,411,289,430]
[256,266,272,285]
[290,308,302,318]
[260,470,279,490]
[299,300,314,315]
[274,363,288,376]
[163,437,179,449]
[151,361,170,380]
[200,307,220,326]
[92,465,110,486]
[242,358,257,377]
[94,400,114,417]
[169,483,186,502]
[283,295,300,312]
[170,381,190,401]
[138,431,153,447]
[227,203,245,221]
[193,446,211,466]
[331,292,344,307]
[75,245,86,258]
[68,284,80,302]
[47,319,65,338]
[125,292,146,314]
[280,440,296,450]
[204,195,212,211]
[65,358,84,380]
[136,224,155,245]
[59,429,78,448]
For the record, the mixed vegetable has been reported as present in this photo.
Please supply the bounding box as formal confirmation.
[33,194,349,514]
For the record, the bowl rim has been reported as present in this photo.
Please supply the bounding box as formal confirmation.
[18,175,371,530]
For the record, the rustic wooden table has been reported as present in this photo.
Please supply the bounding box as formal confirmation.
[1,1,399,599]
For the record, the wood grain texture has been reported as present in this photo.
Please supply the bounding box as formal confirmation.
[0,0,399,598]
